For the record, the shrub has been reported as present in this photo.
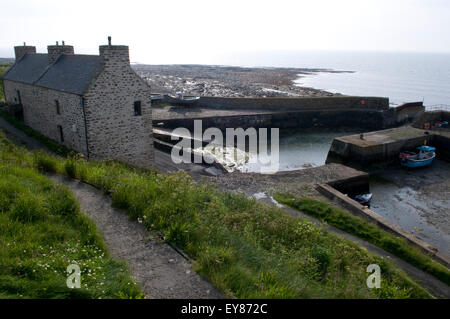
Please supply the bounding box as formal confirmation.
[310,245,331,280]
[33,151,57,173]
[64,158,77,178]
[47,185,79,217]
[9,193,47,223]
[0,178,26,211]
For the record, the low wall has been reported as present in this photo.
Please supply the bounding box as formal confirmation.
[317,183,450,268]
[158,109,387,131]
[327,174,370,197]
[156,98,427,133]
[195,96,389,111]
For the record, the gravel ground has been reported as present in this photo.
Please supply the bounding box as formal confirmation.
[205,163,365,198]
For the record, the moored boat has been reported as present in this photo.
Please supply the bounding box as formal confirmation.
[399,146,436,168]
[167,92,200,105]
[352,193,373,207]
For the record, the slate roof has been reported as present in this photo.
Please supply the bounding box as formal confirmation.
[3,53,102,95]
[35,55,102,95]
[2,54,49,84]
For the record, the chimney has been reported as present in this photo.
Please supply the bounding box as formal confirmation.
[99,36,130,69]
[47,40,74,64]
[14,43,36,61]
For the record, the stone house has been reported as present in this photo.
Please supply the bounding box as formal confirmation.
[2,38,153,168]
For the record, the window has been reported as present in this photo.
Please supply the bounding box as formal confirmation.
[134,101,142,116]
[16,90,22,105]
[55,100,61,114]
[57,125,64,142]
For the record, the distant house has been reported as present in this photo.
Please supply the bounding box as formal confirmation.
[2,38,154,168]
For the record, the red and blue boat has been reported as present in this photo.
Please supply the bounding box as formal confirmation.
[399,146,436,168]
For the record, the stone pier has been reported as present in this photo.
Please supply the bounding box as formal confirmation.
[326,124,450,170]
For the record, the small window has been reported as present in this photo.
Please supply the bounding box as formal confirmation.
[16,90,22,104]
[55,100,61,114]
[57,125,64,142]
[134,101,142,116]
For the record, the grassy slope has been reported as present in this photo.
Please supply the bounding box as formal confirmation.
[0,136,142,298]
[0,131,433,298]
[274,194,450,286]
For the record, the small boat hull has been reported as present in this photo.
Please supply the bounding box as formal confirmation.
[167,95,200,106]
[400,146,436,168]
[401,155,435,168]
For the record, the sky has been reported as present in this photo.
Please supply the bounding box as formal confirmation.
[1,0,449,64]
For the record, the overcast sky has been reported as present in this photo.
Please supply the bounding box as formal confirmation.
[1,0,449,64]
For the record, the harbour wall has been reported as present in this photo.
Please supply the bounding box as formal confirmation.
[157,109,388,131]
[154,96,424,132]
[195,96,390,111]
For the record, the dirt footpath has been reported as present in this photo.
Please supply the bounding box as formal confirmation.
[48,174,221,299]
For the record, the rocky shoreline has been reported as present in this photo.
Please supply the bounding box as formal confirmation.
[132,64,350,98]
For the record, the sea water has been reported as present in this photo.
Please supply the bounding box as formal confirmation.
[230,130,361,173]
[222,50,450,106]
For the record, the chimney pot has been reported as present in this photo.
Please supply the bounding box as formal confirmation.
[62,40,65,46]
[108,36,112,46]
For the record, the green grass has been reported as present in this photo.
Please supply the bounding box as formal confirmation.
[0,136,142,298]
[0,131,434,298]
[274,194,450,286]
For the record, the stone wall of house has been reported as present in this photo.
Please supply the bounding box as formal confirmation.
[3,80,88,154]
[83,45,154,169]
